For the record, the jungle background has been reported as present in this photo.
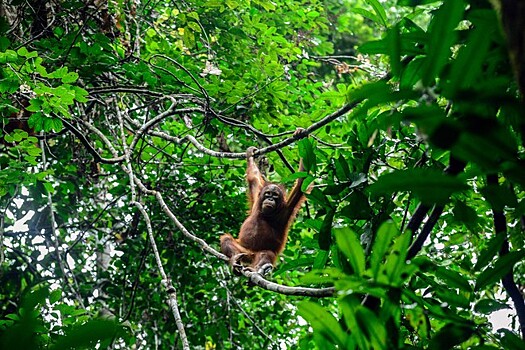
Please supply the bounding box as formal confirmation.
[1,0,525,349]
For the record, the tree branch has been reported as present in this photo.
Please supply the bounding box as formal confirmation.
[405,156,466,258]
[487,174,525,339]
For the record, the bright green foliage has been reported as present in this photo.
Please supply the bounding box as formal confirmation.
[1,0,525,349]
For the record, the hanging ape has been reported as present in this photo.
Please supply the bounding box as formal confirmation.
[220,146,310,275]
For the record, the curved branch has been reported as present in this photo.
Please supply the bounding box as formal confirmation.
[242,270,335,297]
[149,54,210,101]
[127,98,361,160]
[61,118,125,164]
[252,99,360,155]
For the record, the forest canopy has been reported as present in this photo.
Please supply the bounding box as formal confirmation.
[1,0,525,349]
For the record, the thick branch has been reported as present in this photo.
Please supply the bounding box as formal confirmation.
[406,205,443,260]
[242,270,335,297]
[487,174,525,339]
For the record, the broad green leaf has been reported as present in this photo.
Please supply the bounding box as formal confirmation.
[433,266,472,291]
[308,187,333,209]
[298,301,347,348]
[341,296,369,349]
[452,201,479,231]
[334,227,365,276]
[0,49,17,63]
[370,221,398,279]
[386,24,401,78]
[298,137,316,172]
[49,290,62,304]
[352,8,381,25]
[384,231,411,285]
[17,46,37,58]
[50,319,123,350]
[421,0,465,86]
[400,57,424,89]
[368,168,468,205]
[474,233,506,271]
[480,184,518,211]
[313,249,329,269]
[61,72,79,83]
[500,329,525,350]
[444,10,494,96]
[72,86,89,103]
[346,81,391,105]
[475,250,525,291]
[334,154,351,182]
[359,34,425,56]
[428,323,474,349]
[366,0,388,27]
[319,209,335,250]
[474,299,509,314]
[339,191,373,220]
[434,286,470,309]
[355,307,387,350]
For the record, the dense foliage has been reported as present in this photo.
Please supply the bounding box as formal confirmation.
[1,0,525,349]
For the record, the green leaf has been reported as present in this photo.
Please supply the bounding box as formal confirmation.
[334,227,365,276]
[428,323,474,349]
[386,24,401,78]
[50,319,123,350]
[481,184,518,211]
[370,221,398,279]
[355,307,387,350]
[475,250,525,291]
[452,201,479,231]
[313,250,329,269]
[334,154,351,182]
[340,296,369,349]
[339,191,373,220]
[49,290,62,304]
[72,86,89,103]
[319,209,335,250]
[366,0,388,27]
[434,266,471,291]
[61,72,79,83]
[298,301,348,348]
[308,187,333,209]
[352,8,381,25]
[400,57,424,89]
[298,137,316,172]
[17,46,37,58]
[444,10,494,96]
[43,117,55,132]
[421,0,465,86]
[368,168,468,205]
[384,231,411,285]
[51,118,63,132]
[474,233,506,271]
[474,299,509,314]
[0,49,18,63]
[500,329,525,350]
[347,81,391,105]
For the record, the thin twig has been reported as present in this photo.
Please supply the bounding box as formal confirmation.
[40,137,85,307]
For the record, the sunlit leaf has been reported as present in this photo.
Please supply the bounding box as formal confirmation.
[298,301,348,348]
[334,227,365,276]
